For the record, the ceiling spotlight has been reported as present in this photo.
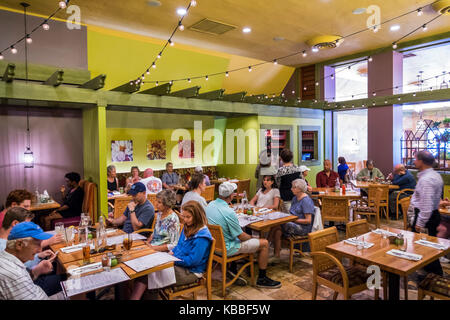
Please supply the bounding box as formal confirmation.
[42,22,50,30]
[242,27,251,33]
[302,50,307,57]
[26,35,32,44]
[177,8,187,16]
[11,46,17,54]
[390,25,400,31]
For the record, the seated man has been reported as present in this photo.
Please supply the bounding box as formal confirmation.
[0,208,63,297]
[0,221,55,300]
[107,182,155,233]
[316,159,339,188]
[44,172,84,231]
[206,181,281,289]
[161,162,184,204]
[140,168,163,195]
[0,189,33,227]
[356,159,385,181]
[387,164,416,218]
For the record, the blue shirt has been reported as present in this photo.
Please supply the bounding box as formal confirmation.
[122,200,155,234]
[337,164,349,182]
[290,195,315,233]
[206,199,242,256]
[392,170,416,190]
[161,172,179,186]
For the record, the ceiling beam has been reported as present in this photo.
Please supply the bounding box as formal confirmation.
[243,94,266,104]
[2,63,15,83]
[169,86,200,98]
[138,83,172,95]
[197,89,225,100]
[79,74,106,90]
[110,81,140,93]
[222,91,246,102]
[43,70,64,87]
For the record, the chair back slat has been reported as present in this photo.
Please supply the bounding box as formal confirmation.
[207,224,226,256]
[399,196,412,230]
[368,185,389,205]
[321,197,349,222]
[346,219,369,239]
[113,197,132,219]
[308,227,339,273]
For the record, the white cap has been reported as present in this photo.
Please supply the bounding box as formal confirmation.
[259,149,271,166]
[299,165,310,172]
[218,181,237,197]
[194,166,203,172]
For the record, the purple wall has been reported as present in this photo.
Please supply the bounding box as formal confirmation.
[0,9,87,69]
[0,106,84,207]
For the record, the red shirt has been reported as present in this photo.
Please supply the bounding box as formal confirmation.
[316,170,339,188]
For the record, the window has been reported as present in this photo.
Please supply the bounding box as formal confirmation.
[333,59,368,102]
[298,126,322,166]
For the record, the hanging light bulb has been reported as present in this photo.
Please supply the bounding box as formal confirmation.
[248,66,252,72]
[146,69,150,75]
[24,147,34,168]
[417,8,423,16]
[178,22,185,31]
[11,46,17,54]
[157,52,161,59]
[188,78,191,83]
[155,81,159,86]
[0,53,4,60]
[273,59,278,65]
[42,22,50,30]
[392,42,398,49]
[59,1,67,9]
[368,56,373,62]
[302,50,307,57]
[225,71,229,77]
[422,24,428,31]
[152,62,156,69]
[190,0,197,7]
[26,35,32,44]
[205,75,208,81]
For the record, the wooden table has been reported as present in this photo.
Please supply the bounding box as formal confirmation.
[30,199,61,212]
[233,207,298,234]
[311,188,362,200]
[326,227,450,300]
[350,180,399,190]
[439,208,450,216]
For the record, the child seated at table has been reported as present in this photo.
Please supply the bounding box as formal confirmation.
[249,175,280,210]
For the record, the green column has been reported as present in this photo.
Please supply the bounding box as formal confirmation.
[83,104,108,219]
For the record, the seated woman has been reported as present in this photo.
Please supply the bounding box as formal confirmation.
[249,175,280,210]
[107,165,119,192]
[269,179,315,264]
[130,200,212,300]
[125,166,141,193]
[181,173,208,211]
[130,189,180,300]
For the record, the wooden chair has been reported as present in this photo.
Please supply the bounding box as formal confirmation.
[278,199,284,212]
[347,162,356,172]
[286,234,309,273]
[368,185,390,222]
[309,227,379,300]
[352,187,383,228]
[399,196,412,231]
[147,193,157,208]
[201,185,215,202]
[235,179,251,203]
[163,239,216,300]
[395,188,414,220]
[132,216,157,235]
[111,197,132,219]
[207,224,255,297]
[418,273,450,300]
[321,197,350,225]
[345,219,369,239]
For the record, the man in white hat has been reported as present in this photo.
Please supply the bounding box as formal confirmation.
[205,181,281,289]
[299,165,313,193]
[194,166,211,186]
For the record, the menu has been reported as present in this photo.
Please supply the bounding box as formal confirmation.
[124,252,180,273]
[106,233,146,246]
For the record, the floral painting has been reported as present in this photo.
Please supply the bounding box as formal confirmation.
[111,140,133,162]
[147,140,166,160]
[178,139,194,159]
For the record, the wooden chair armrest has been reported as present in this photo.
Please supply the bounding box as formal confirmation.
[310,251,349,288]
[396,189,414,201]
[108,202,115,208]
[132,228,154,234]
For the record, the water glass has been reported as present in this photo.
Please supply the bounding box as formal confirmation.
[419,228,428,240]
[65,227,74,246]
[400,236,408,252]
[102,254,110,272]
[55,222,65,237]
[356,236,364,251]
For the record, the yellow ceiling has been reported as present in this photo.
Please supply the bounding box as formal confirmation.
[2,0,449,67]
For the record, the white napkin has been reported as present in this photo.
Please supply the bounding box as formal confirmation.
[147,267,177,289]
[386,249,422,261]
[414,239,448,250]
[60,243,87,254]
[68,262,103,276]
[344,238,374,249]
[372,228,398,237]
[255,208,271,214]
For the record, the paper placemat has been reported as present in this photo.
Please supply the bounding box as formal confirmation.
[386,249,422,261]
[414,239,448,250]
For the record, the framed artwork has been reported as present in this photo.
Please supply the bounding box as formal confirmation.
[178,139,194,159]
[111,140,133,162]
[147,140,166,160]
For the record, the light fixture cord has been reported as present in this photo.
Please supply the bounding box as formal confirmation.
[23,4,29,82]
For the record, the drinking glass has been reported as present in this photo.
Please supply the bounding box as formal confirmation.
[65,227,74,246]
[122,234,133,257]
[54,222,65,238]
[102,254,110,272]
[78,227,88,244]
[82,242,91,265]
[382,226,389,239]
[356,236,364,251]
[400,236,408,252]
[419,228,428,241]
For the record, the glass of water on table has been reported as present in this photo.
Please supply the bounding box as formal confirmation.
[54,222,64,239]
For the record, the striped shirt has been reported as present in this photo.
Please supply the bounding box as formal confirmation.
[410,168,443,228]
[0,250,49,300]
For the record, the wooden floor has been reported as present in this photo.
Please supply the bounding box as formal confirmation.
[98,218,450,300]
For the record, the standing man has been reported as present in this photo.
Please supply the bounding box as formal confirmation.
[410,150,443,275]
[387,164,416,218]
[316,159,339,188]
[107,182,154,233]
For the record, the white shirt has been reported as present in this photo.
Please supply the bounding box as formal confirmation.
[255,188,280,208]
[0,250,49,300]
[181,191,208,211]
[140,176,163,195]
[410,168,443,228]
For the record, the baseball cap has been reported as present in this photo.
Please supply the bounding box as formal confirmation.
[128,182,146,195]
[8,221,52,241]
[218,181,237,197]
[299,165,310,172]
[194,166,203,172]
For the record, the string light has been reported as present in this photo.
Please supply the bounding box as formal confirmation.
[178,23,185,31]
[392,42,398,49]
[368,56,373,62]
[205,75,208,81]
[0,54,3,60]
[11,46,17,54]
[225,71,229,77]
[59,1,67,9]
[302,50,307,57]
[373,26,379,33]
[152,62,156,69]
[188,78,191,83]
[315,82,319,86]
[248,66,252,72]
[413,92,417,97]
[417,8,423,16]
[155,81,159,86]
[26,35,32,44]
[157,52,161,59]
[273,59,278,65]
[330,74,334,79]
[169,80,173,85]
[146,69,150,75]
[372,92,376,97]
[422,24,428,31]
[169,39,174,46]
[42,22,50,30]
[312,47,319,53]
[190,0,197,7]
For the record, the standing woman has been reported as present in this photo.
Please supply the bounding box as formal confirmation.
[337,157,349,184]
[275,149,302,213]
[126,166,141,192]
[107,165,119,192]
